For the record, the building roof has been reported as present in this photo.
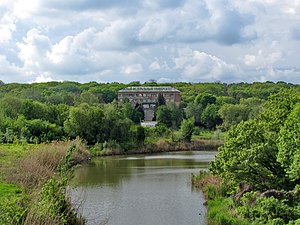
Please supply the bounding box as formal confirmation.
[118,86,180,93]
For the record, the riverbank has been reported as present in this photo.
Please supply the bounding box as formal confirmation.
[90,138,223,156]
[192,172,250,225]
[0,140,90,225]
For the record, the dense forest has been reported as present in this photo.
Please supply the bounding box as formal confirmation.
[0,80,298,149]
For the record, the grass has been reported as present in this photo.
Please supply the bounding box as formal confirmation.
[192,171,250,225]
[0,140,89,225]
[0,144,29,199]
[207,197,250,225]
[192,129,225,140]
[0,182,23,198]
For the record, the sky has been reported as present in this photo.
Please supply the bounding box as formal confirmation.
[0,0,300,84]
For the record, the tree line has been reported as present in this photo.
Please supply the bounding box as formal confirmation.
[0,80,299,146]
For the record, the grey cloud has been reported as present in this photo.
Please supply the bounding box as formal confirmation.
[136,0,257,45]
[143,0,186,9]
[0,0,299,84]
[291,26,300,40]
[42,0,141,12]
[214,10,257,45]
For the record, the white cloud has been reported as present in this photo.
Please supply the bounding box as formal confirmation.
[17,28,52,69]
[0,14,15,43]
[137,16,175,43]
[244,50,282,68]
[12,0,40,19]
[121,64,143,75]
[174,48,238,82]
[149,61,161,71]
[32,74,54,83]
[0,0,299,84]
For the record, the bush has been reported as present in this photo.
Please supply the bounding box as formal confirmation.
[237,192,300,224]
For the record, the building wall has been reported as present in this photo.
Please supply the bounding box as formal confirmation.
[118,87,181,107]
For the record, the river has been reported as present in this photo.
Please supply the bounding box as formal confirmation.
[70,151,217,225]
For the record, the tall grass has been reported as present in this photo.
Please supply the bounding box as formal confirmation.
[0,139,89,225]
[192,172,250,225]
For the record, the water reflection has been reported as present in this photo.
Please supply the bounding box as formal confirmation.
[71,151,216,225]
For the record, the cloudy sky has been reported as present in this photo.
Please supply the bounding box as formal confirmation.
[0,0,300,84]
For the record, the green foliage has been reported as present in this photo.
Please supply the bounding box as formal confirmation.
[277,103,300,181]
[0,81,298,148]
[185,102,203,125]
[210,120,286,190]
[210,89,300,224]
[218,103,250,130]
[200,104,222,129]
[208,197,250,225]
[154,124,171,137]
[64,103,104,144]
[25,119,63,143]
[121,102,144,124]
[0,195,28,225]
[180,117,195,142]
[237,192,300,225]
[195,93,217,108]
[76,90,100,105]
[135,125,145,144]
[192,171,250,225]
[157,93,166,106]
[156,105,172,127]
[0,96,23,119]
[20,99,48,120]
[260,88,300,133]
[156,104,183,128]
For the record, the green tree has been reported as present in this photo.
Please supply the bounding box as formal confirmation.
[180,117,195,142]
[195,93,216,108]
[136,125,145,145]
[277,103,300,181]
[77,91,99,105]
[24,119,63,143]
[64,104,104,144]
[240,97,264,119]
[156,105,172,127]
[157,93,166,106]
[121,102,144,124]
[185,102,203,125]
[210,120,286,190]
[218,103,250,130]
[200,104,222,129]
[260,88,300,133]
[0,96,23,119]
[102,102,134,142]
[168,103,183,129]
[20,100,47,120]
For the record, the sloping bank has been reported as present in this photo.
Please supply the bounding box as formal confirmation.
[192,172,251,225]
[0,139,90,225]
[90,139,223,156]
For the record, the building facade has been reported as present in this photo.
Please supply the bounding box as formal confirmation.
[117,86,181,108]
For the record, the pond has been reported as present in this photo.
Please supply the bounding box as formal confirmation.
[70,151,217,225]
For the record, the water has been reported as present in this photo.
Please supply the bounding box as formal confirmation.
[70,151,217,225]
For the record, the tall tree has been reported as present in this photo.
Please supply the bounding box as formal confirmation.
[156,105,172,127]
[64,103,104,144]
[180,117,195,142]
[277,103,300,181]
[200,104,222,129]
[157,93,166,106]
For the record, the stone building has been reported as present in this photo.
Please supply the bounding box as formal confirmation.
[118,86,181,121]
